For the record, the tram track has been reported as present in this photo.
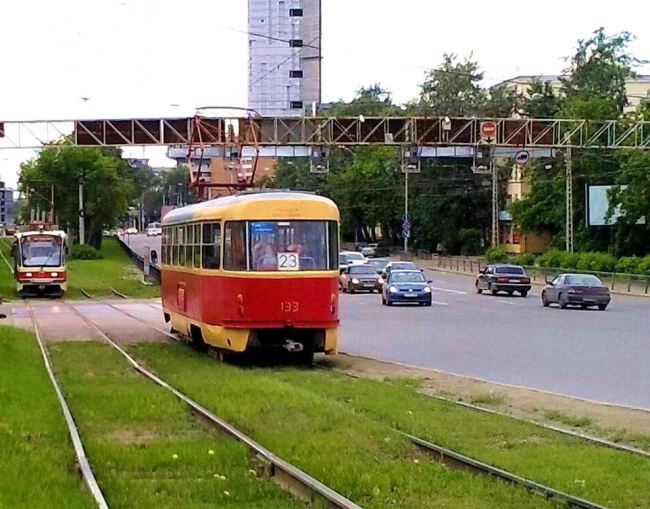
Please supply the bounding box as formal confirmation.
[60,298,361,509]
[73,297,614,509]
[24,300,109,509]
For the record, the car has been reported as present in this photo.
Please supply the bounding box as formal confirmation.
[146,222,162,236]
[340,264,383,293]
[340,250,368,267]
[381,261,421,280]
[541,273,611,310]
[360,243,379,257]
[475,264,531,297]
[367,258,390,274]
[125,227,138,235]
[382,270,432,306]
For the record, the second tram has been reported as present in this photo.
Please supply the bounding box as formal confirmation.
[13,228,68,297]
[160,191,340,361]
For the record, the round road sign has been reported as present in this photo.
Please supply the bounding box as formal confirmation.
[480,121,497,139]
[515,150,530,166]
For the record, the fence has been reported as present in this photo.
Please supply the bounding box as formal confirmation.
[115,236,161,284]
[430,255,650,296]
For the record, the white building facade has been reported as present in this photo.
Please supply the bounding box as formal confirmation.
[248,0,321,117]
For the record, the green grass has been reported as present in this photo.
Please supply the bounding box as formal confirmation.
[0,326,94,508]
[543,410,593,429]
[271,367,650,509]
[130,343,552,509]
[0,238,16,300]
[468,392,507,406]
[66,238,159,299]
[49,342,303,509]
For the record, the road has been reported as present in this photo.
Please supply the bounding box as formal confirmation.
[340,269,650,409]
[121,234,161,265]
[120,234,649,409]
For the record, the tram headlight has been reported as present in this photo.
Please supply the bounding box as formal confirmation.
[25,272,32,277]
[389,286,398,294]
[351,278,360,285]
[51,272,58,277]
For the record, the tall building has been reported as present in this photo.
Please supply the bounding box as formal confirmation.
[248,0,321,116]
[0,182,15,227]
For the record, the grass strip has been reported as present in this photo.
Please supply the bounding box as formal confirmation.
[0,238,16,299]
[272,367,650,509]
[131,343,552,509]
[49,342,302,508]
[66,238,159,299]
[0,326,94,508]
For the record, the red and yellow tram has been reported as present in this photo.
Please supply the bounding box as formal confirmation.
[13,228,68,298]
[160,191,340,361]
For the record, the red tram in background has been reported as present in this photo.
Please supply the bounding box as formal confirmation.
[160,191,340,362]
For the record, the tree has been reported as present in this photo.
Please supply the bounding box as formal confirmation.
[18,144,138,249]
[520,79,563,118]
[328,84,402,116]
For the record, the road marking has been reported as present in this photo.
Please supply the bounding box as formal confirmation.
[497,299,523,306]
[432,301,449,306]
[430,286,467,295]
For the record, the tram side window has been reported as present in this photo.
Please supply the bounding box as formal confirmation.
[161,227,169,264]
[171,226,178,266]
[202,223,221,269]
[178,226,186,266]
[328,221,339,270]
[193,224,202,268]
[223,221,246,271]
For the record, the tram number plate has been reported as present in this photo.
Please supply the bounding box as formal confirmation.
[278,252,300,271]
[280,301,300,312]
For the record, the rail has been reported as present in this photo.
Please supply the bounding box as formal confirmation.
[62,299,361,509]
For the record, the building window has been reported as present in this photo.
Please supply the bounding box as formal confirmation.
[289,8,303,16]
[290,101,304,109]
[289,70,303,78]
[289,39,303,47]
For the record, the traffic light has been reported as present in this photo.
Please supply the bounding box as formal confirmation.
[403,145,420,173]
[310,146,329,173]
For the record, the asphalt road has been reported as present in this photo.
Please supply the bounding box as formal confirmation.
[121,234,649,409]
[120,234,161,265]
[340,268,650,409]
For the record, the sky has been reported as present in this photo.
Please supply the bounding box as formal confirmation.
[1,0,649,189]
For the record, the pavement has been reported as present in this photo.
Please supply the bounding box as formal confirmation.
[340,268,650,410]
[120,234,161,266]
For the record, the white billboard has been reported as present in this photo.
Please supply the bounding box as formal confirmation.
[587,185,645,226]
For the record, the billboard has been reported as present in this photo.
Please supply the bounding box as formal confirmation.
[586,185,645,226]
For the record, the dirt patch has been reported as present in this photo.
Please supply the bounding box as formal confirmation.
[327,353,650,446]
[105,428,162,444]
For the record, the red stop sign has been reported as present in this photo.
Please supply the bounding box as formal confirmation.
[480,121,497,139]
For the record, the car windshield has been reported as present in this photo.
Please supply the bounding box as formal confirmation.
[369,259,388,267]
[20,236,63,267]
[346,252,365,261]
[565,275,603,286]
[391,271,426,283]
[495,266,525,275]
[349,265,377,275]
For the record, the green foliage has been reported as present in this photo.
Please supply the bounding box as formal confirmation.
[537,249,564,268]
[638,256,650,275]
[588,252,618,272]
[485,247,508,263]
[514,253,536,266]
[616,256,640,274]
[559,251,580,269]
[70,244,103,260]
[458,228,483,255]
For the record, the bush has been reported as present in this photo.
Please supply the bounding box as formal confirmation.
[637,256,650,276]
[485,247,508,263]
[514,253,536,266]
[537,249,564,268]
[559,251,579,269]
[70,244,103,260]
[576,252,596,271]
[458,228,483,256]
[616,256,640,274]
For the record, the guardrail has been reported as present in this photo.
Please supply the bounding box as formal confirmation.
[115,236,161,284]
[430,255,650,296]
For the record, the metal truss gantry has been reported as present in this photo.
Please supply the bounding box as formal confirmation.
[2,116,650,150]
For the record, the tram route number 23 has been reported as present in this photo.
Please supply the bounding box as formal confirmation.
[278,252,300,271]
[280,300,300,312]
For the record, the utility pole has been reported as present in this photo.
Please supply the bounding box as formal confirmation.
[491,148,499,247]
[565,147,574,252]
[50,183,55,224]
[78,175,85,245]
[404,168,409,253]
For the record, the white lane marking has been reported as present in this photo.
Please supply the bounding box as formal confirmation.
[432,301,449,306]
[497,299,523,306]
[430,286,467,295]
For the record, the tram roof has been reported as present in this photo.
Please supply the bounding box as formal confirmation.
[162,191,339,225]
[15,230,67,239]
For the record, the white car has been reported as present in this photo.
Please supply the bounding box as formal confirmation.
[361,243,379,257]
[146,222,162,236]
[340,251,368,267]
[125,227,138,235]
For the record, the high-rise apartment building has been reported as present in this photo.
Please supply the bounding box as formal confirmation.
[248,0,321,116]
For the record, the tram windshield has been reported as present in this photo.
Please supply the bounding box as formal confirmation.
[20,235,63,267]
[246,220,338,272]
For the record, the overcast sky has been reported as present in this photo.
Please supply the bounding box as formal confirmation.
[1,0,649,188]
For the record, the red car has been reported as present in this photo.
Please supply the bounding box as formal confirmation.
[542,274,611,310]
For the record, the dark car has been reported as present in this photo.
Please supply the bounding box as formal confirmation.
[367,258,390,274]
[475,264,531,297]
[381,261,422,280]
[340,264,382,293]
[542,273,611,310]
[382,270,432,306]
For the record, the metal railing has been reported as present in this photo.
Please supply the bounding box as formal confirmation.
[430,255,650,296]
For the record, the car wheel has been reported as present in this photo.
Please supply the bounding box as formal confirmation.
[348,283,355,294]
[598,304,608,311]
[475,282,483,294]
[386,299,393,306]
[520,291,528,297]
[559,293,568,309]
[541,291,550,307]
[490,285,498,296]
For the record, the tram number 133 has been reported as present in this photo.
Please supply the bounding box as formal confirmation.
[280,301,300,312]
[278,252,300,271]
